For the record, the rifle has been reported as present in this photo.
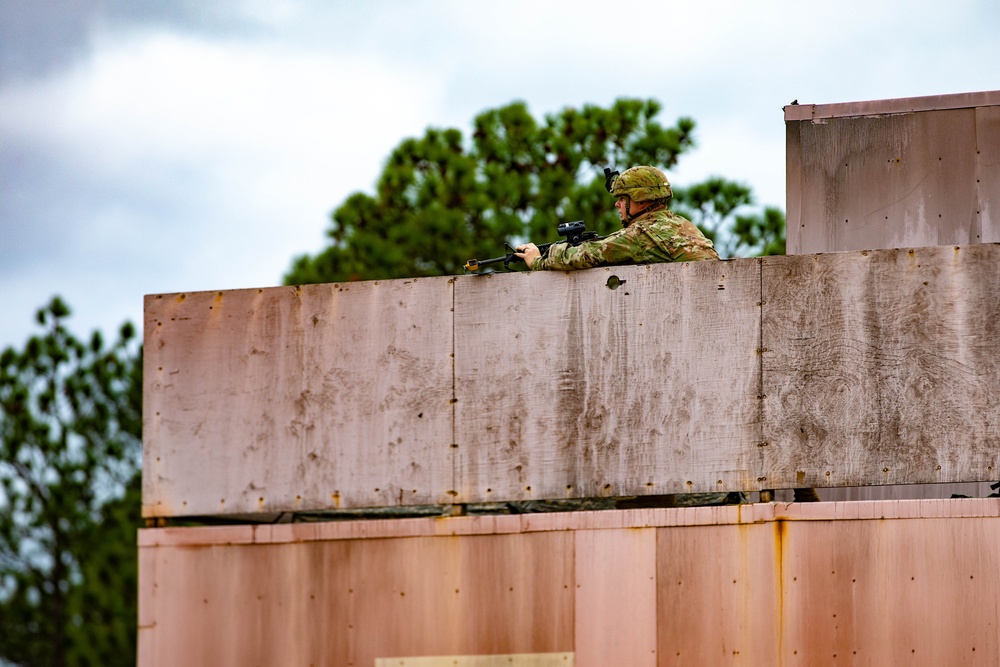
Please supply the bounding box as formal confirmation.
[464,220,602,272]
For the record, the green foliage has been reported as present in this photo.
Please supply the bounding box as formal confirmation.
[0,297,142,667]
[733,205,786,256]
[672,177,787,257]
[286,97,784,284]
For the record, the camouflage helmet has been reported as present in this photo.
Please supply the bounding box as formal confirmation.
[608,165,673,202]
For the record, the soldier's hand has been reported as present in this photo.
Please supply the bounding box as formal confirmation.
[514,243,540,268]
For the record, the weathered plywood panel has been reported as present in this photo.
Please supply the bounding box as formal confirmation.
[574,529,657,667]
[785,118,805,255]
[761,246,1000,489]
[788,108,982,254]
[977,105,1000,243]
[138,540,350,666]
[347,532,575,661]
[786,91,1000,255]
[145,246,1000,518]
[138,531,574,667]
[656,523,781,665]
[780,517,1000,665]
[140,501,1000,665]
[142,279,456,517]
[135,545,157,667]
[454,261,762,501]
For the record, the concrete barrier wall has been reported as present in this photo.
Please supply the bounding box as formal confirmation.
[785,90,1000,254]
[137,499,1000,666]
[143,245,1000,518]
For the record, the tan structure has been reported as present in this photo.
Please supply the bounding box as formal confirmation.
[140,90,1000,664]
[143,246,1000,519]
[785,90,1000,254]
[139,499,1000,665]
[785,89,1000,502]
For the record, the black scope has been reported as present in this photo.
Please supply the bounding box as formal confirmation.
[556,220,595,245]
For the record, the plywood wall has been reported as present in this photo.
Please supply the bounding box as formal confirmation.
[137,499,1000,666]
[144,279,457,516]
[452,259,761,504]
[761,245,1000,490]
[785,90,1000,254]
[143,246,1000,518]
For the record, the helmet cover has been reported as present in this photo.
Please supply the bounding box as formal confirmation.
[608,165,672,202]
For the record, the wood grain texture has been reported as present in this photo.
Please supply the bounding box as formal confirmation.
[142,278,456,517]
[786,106,999,253]
[144,246,1000,518]
[785,118,804,254]
[453,261,762,502]
[976,105,1000,243]
[761,246,1000,489]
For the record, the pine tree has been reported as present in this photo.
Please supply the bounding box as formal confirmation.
[0,297,142,667]
[285,97,782,284]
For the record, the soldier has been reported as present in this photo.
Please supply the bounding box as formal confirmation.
[514,165,742,509]
[515,165,719,269]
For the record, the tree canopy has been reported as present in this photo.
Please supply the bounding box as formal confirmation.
[285,97,783,285]
[672,177,785,258]
[0,297,142,667]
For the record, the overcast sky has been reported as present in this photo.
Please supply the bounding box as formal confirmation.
[1,0,998,350]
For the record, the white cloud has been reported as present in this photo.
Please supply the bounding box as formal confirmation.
[5,30,442,184]
[0,28,448,345]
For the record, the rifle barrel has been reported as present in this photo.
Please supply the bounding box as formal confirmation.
[463,226,602,273]
[464,253,515,272]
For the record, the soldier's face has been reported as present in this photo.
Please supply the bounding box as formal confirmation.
[615,196,630,220]
[616,195,650,222]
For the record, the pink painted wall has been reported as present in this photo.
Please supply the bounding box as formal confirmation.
[138,499,1000,666]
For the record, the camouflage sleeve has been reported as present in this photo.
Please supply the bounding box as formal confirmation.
[532,229,640,271]
[531,212,718,269]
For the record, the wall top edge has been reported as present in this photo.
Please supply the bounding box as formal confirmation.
[783,89,1000,121]
[143,243,1000,305]
[143,274,455,304]
[138,498,1000,548]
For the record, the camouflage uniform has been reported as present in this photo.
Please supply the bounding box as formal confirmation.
[528,165,719,271]
[530,206,718,270]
